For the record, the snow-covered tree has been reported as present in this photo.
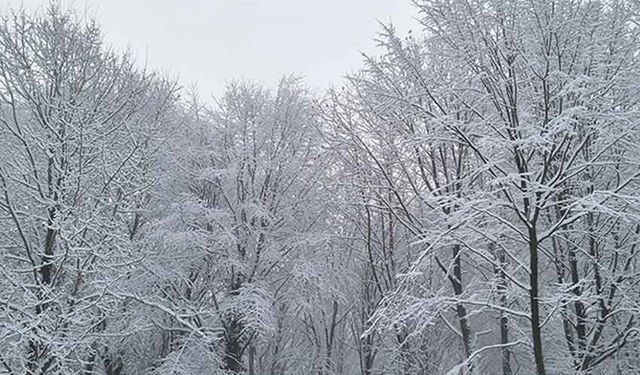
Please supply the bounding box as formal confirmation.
[0,5,179,374]
[135,78,332,374]
[3,1,640,374]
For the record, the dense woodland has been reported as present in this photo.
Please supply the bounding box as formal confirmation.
[1,1,640,374]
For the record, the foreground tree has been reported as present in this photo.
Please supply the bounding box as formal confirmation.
[326,1,640,374]
[414,1,640,374]
[0,6,178,374]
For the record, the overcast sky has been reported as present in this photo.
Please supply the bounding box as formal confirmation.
[1,0,418,97]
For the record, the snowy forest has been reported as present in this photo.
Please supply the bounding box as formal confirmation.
[1,1,640,374]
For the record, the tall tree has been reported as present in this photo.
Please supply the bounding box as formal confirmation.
[0,5,178,374]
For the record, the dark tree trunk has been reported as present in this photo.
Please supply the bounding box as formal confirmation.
[451,245,472,359]
[223,318,244,374]
[494,246,512,375]
[528,227,546,375]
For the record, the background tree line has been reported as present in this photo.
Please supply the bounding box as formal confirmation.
[1,1,640,374]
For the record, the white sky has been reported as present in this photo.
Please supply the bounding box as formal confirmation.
[1,0,419,97]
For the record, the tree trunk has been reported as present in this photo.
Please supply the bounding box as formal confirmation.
[248,344,255,375]
[528,227,546,375]
[223,319,243,374]
[494,246,512,375]
[451,245,472,359]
